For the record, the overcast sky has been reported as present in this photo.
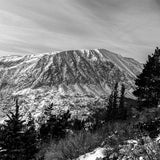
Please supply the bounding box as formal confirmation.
[0,0,160,62]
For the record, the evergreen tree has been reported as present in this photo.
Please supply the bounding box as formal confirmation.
[107,91,114,120]
[107,82,119,120]
[112,82,119,119]
[39,103,54,142]
[37,103,54,126]
[39,110,71,141]
[119,84,125,108]
[133,47,160,109]
[0,100,38,160]
[23,112,39,160]
[108,92,114,109]
[71,118,85,131]
[44,103,53,117]
[106,82,128,120]
[113,82,119,110]
[118,84,127,120]
[0,99,25,160]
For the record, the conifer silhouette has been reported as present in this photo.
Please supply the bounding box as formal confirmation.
[134,47,160,109]
[0,100,38,160]
[119,84,127,120]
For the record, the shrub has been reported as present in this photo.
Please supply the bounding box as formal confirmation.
[39,110,71,141]
[44,129,104,160]
[43,120,140,160]
[103,137,160,160]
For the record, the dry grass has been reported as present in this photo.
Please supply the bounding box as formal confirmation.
[44,130,104,160]
[43,121,139,160]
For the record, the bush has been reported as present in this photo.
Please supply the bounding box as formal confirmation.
[43,121,160,160]
[103,136,160,160]
[43,120,140,160]
[70,118,85,131]
[136,107,160,138]
[44,129,104,160]
[39,110,71,141]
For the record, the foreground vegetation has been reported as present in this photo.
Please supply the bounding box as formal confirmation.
[1,47,160,159]
[1,98,160,160]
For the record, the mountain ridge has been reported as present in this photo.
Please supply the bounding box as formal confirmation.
[0,49,143,119]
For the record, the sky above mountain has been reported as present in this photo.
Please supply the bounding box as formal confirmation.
[0,0,160,62]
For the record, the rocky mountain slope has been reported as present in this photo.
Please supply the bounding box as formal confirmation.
[0,49,143,120]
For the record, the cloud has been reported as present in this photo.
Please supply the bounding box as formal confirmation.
[0,0,159,62]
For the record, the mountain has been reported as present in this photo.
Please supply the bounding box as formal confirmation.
[0,49,143,120]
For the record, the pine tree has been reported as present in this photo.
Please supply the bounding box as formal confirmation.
[44,103,53,117]
[39,110,71,141]
[119,84,125,108]
[112,82,119,119]
[113,82,119,109]
[0,100,38,160]
[23,112,39,160]
[119,84,127,120]
[108,92,114,109]
[133,47,160,109]
[107,91,114,121]
[107,82,119,120]
[37,103,54,126]
[71,118,85,131]
[0,100,25,159]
